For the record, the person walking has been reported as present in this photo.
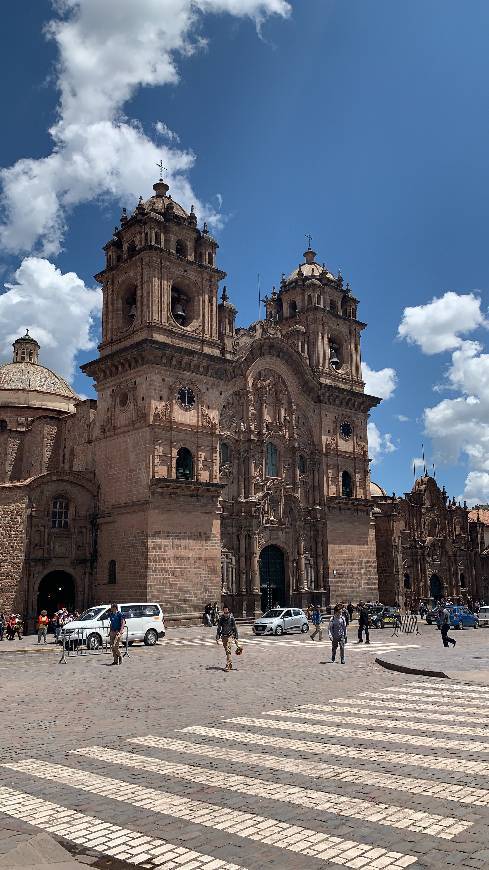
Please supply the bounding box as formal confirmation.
[216,605,239,671]
[347,601,354,622]
[441,612,456,648]
[108,603,125,665]
[0,613,4,641]
[310,605,322,641]
[37,610,49,644]
[357,602,370,644]
[329,604,347,664]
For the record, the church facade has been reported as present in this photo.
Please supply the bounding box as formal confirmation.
[0,177,385,628]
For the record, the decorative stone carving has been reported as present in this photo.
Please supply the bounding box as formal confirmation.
[152,402,171,424]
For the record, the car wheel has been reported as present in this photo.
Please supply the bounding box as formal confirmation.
[301,623,309,633]
[456,624,462,630]
[474,622,479,629]
[86,632,102,650]
[274,625,284,636]
[144,629,158,646]
[380,622,385,629]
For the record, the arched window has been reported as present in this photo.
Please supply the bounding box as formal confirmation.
[329,340,342,371]
[265,443,279,477]
[460,572,466,588]
[330,300,338,314]
[144,231,149,245]
[403,573,411,590]
[108,560,117,585]
[176,239,187,258]
[171,286,190,327]
[307,294,312,306]
[316,293,322,306]
[219,442,231,469]
[154,230,161,246]
[341,470,352,498]
[121,285,137,329]
[289,300,297,317]
[207,251,213,266]
[176,447,194,481]
[298,454,307,475]
[0,420,7,432]
[51,497,69,529]
[196,250,203,263]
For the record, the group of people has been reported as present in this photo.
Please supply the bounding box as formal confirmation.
[202,602,220,627]
[0,613,23,641]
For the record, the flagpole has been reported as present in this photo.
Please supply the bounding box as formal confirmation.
[257,273,261,321]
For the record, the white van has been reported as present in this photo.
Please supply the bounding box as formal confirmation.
[61,603,165,649]
[478,606,489,627]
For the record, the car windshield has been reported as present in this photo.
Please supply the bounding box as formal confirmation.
[263,609,284,619]
[78,607,105,621]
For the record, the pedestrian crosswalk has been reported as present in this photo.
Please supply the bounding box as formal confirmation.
[0,679,487,868]
[160,635,419,655]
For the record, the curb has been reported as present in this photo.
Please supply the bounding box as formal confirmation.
[375,655,449,680]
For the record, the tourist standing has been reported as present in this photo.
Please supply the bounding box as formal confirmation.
[216,605,239,671]
[329,605,347,664]
[108,603,125,665]
[310,605,322,641]
[357,602,370,644]
[0,613,4,641]
[37,610,49,644]
[347,601,354,622]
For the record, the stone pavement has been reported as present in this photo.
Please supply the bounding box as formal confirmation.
[375,622,489,685]
[0,622,487,868]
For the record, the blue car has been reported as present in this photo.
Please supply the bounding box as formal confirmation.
[441,606,479,630]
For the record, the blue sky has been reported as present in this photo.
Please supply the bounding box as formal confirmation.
[1,0,489,504]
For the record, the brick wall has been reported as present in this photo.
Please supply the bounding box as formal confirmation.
[0,487,28,614]
[327,508,379,604]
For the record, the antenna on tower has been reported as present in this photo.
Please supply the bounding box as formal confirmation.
[257,273,261,321]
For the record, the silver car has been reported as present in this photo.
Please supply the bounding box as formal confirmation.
[253,607,309,636]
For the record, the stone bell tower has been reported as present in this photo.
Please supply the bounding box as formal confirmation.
[82,175,226,622]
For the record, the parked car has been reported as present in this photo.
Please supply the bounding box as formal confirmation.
[478,606,489,627]
[370,606,401,629]
[61,603,165,649]
[426,605,478,630]
[253,608,309,636]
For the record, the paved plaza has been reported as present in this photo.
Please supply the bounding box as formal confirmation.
[0,623,488,869]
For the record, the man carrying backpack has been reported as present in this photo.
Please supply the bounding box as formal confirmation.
[216,605,240,671]
[329,605,347,664]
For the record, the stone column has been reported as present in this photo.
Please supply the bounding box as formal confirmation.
[298,534,306,590]
[251,534,259,593]
[238,531,246,594]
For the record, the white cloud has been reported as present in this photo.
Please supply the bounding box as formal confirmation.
[423,338,489,503]
[396,414,409,422]
[216,193,223,210]
[462,471,489,507]
[155,121,180,144]
[0,0,290,257]
[398,291,487,355]
[368,421,397,465]
[362,362,397,400]
[0,258,101,383]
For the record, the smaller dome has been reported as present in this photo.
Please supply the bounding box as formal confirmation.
[142,178,188,219]
[0,363,77,399]
[370,481,387,497]
[286,248,335,284]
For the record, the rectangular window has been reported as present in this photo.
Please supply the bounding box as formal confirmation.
[51,498,69,529]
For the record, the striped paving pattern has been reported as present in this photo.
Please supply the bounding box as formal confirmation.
[161,636,420,654]
[0,786,243,868]
[128,734,489,806]
[1,679,489,869]
[263,706,489,738]
[0,761,416,869]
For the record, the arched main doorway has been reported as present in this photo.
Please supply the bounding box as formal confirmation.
[429,573,443,601]
[259,545,285,612]
[37,571,76,618]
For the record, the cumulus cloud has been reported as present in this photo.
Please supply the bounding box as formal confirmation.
[423,338,489,503]
[0,0,290,257]
[362,362,397,400]
[0,258,101,383]
[368,421,396,465]
[155,121,181,144]
[398,291,488,355]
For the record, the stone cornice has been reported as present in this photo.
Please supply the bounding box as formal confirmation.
[81,336,380,413]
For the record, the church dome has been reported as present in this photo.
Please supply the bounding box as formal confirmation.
[286,248,335,283]
[142,180,189,219]
[0,332,78,413]
[0,363,77,398]
[370,481,387,497]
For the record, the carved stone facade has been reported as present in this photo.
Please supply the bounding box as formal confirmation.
[373,475,489,607]
[0,176,384,627]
